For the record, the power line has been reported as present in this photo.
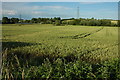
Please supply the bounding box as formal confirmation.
[19,14,22,25]
[77,6,79,19]
[20,14,21,21]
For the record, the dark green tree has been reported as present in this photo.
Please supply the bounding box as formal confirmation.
[31,18,38,23]
[2,17,10,24]
[10,18,19,23]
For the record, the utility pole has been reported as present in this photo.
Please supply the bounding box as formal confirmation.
[77,6,79,19]
[19,14,21,26]
[20,14,21,22]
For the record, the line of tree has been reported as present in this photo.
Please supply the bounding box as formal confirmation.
[62,18,118,26]
[2,17,19,24]
[2,17,118,27]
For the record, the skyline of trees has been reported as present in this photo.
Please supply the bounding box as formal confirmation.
[1,16,118,27]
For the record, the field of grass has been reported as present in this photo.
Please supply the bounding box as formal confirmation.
[2,24,120,79]
[111,20,118,25]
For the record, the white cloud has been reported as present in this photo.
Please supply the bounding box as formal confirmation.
[32,6,72,10]
[32,11,45,14]
[2,10,17,15]
[2,3,72,15]
[45,6,71,10]
[1,2,118,20]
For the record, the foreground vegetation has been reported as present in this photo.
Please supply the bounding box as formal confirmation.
[2,24,119,79]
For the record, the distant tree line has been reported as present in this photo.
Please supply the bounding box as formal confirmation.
[62,18,118,27]
[2,17,19,24]
[2,17,118,27]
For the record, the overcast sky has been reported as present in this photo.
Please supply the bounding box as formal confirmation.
[2,2,118,20]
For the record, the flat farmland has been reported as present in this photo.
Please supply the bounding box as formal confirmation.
[2,24,119,79]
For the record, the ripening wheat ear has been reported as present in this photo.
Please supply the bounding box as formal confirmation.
[2,48,8,60]
[22,69,24,80]
[5,68,9,80]
[14,55,20,67]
